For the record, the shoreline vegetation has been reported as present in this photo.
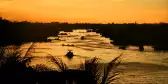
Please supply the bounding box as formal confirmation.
[0,46,121,84]
[0,17,168,51]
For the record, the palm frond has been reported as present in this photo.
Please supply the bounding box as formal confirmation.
[106,77,120,84]
[18,42,35,65]
[102,54,122,84]
[34,64,53,72]
[80,55,122,84]
[0,47,5,57]
[0,47,6,66]
[0,46,26,70]
[83,57,103,84]
[24,42,35,57]
[48,54,68,72]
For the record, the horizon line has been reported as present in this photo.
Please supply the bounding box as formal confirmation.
[1,17,168,24]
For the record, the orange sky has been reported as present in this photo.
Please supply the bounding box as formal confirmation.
[0,0,168,23]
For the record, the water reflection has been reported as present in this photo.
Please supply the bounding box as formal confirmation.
[19,29,168,69]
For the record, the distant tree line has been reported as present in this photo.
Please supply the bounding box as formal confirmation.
[0,17,168,50]
[0,17,60,46]
[95,23,168,50]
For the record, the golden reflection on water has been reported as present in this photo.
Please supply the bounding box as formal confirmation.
[17,30,168,70]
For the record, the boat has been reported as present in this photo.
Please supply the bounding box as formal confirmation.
[47,36,59,41]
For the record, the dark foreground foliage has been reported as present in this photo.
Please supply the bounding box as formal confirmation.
[0,47,121,84]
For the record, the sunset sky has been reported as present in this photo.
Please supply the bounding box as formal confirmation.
[0,0,168,23]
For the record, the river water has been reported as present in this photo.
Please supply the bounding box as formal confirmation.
[19,30,168,84]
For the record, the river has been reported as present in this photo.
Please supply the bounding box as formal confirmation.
[19,29,168,84]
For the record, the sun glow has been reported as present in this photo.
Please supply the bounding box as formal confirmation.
[0,0,168,23]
